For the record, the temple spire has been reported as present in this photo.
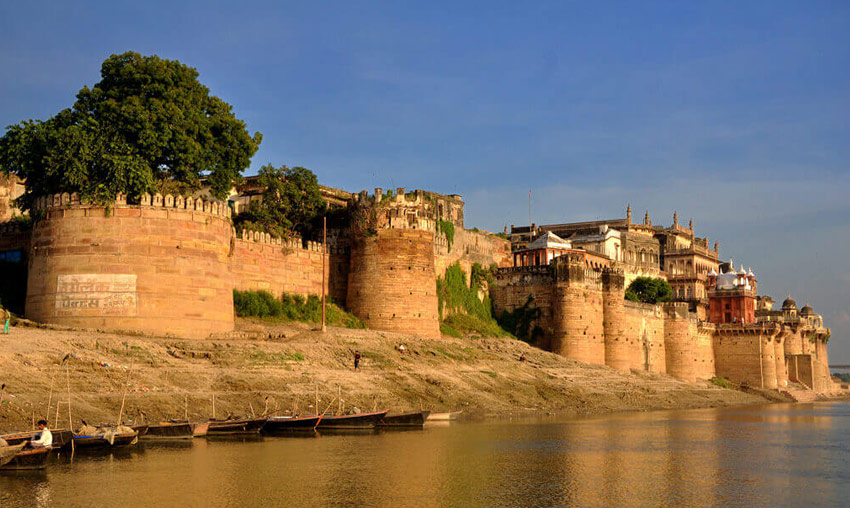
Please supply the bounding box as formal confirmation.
[626,204,632,223]
[673,211,678,226]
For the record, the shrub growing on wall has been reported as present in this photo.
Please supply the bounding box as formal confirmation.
[0,51,262,211]
[625,277,673,304]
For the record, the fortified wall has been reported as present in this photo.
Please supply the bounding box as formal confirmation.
[2,184,509,339]
[491,255,832,392]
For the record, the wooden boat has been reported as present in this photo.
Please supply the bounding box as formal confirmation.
[378,411,431,427]
[132,422,201,439]
[73,427,138,448]
[427,410,462,421]
[0,429,74,449]
[317,410,388,430]
[207,418,267,435]
[131,424,149,437]
[0,445,50,471]
[261,415,322,434]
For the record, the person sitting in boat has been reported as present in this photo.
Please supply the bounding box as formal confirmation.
[29,420,52,448]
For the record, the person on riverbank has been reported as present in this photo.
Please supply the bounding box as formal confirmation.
[3,307,10,334]
[353,350,361,371]
[29,420,52,448]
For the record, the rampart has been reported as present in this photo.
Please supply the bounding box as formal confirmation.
[26,193,234,338]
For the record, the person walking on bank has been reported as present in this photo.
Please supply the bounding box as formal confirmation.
[3,307,10,334]
[353,350,361,372]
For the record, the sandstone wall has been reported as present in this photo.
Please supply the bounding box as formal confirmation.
[0,222,31,255]
[434,228,511,277]
[489,266,554,349]
[550,260,605,365]
[26,194,233,338]
[231,231,347,304]
[713,326,780,388]
[622,301,666,374]
[347,228,440,337]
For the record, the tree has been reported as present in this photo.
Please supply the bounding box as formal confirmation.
[0,52,262,211]
[625,277,673,304]
[234,164,326,238]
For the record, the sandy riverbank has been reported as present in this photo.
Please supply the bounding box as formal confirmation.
[0,319,771,433]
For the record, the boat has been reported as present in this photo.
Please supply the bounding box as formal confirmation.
[73,425,138,448]
[427,410,463,421]
[207,417,267,435]
[377,411,431,427]
[0,429,74,449]
[261,415,322,434]
[0,444,50,471]
[316,410,389,430]
[132,421,209,439]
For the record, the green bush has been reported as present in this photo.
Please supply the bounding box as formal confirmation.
[709,376,733,389]
[437,220,455,252]
[436,263,510,338]
[233,290,365,329]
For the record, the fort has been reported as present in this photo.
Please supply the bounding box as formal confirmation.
[0,177,837,397]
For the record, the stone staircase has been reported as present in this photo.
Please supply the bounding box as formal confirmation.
[782,388,820,403]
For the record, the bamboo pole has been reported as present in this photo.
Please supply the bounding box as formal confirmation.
[66,366,74,456]
[212,393,216,419]
[184,394,189,421]
[46,371,55,422]
[54,401,60,429]
[321,216,327,333]
[249,402,256,419]
[338,386,342,415]
[116,363,134,426]
[315,385,319,416]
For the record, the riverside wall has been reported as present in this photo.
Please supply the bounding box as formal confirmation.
[25,193,234,338]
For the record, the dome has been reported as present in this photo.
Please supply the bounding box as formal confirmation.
[782,295,797,310]
[737,265,747,276]
[716,271,738,290]
[801,302,815,316]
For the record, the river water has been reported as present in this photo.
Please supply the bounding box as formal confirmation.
[2,402,849,508]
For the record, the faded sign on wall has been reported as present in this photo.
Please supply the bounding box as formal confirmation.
[55,274,138,316]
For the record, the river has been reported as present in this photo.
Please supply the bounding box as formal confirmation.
[2,402,849,507]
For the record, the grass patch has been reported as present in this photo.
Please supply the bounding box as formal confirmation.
[480,370,498,378]
[234,290,366,329]
[440,322,463,338]
[709,376,733,389]
[443,313,509,338]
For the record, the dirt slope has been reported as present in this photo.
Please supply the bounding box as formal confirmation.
[0,319,767,432]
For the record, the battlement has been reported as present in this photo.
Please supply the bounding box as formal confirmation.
[350,187,464,230]
[32,192,232,220]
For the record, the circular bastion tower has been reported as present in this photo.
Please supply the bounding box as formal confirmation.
[25,192,234,338]
[346,189,440,337]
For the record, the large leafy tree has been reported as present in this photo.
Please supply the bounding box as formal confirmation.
[625,277,673,304]
[234,164,326,238]
[0,51,262,211]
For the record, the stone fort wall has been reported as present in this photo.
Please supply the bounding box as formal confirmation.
[26,193,234,338]
[491,257,829,391]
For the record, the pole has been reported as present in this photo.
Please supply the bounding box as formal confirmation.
[117,363,133,426]
[338,385,341,415]
[212,393,216,420]
[185,394,189,421]
[46,371,55,422]
[54,401,60,429]
[528,188,532,241]
[67,365,75,456]
[315,384,318,416]
[321,216,327,333]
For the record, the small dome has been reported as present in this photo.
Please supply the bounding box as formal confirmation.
[801,302,815,316]
[782,295,797,310]
[747,267,754,277]
[737,264,747,276]
[716,271,738,290]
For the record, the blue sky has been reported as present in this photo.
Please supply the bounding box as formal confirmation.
[2,1,849,360]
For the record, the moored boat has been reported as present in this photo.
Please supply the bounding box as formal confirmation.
[207,418,267,435]
[427,410,462,421]
[0,429,74,449]
[261,415,322,434]
[378,411,431,427]
[134,422,195,439]
[73,425,138,448]
[317,410,388,430]
[0,445,50,471]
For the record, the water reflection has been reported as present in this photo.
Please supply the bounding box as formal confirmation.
[1,402,849,507]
